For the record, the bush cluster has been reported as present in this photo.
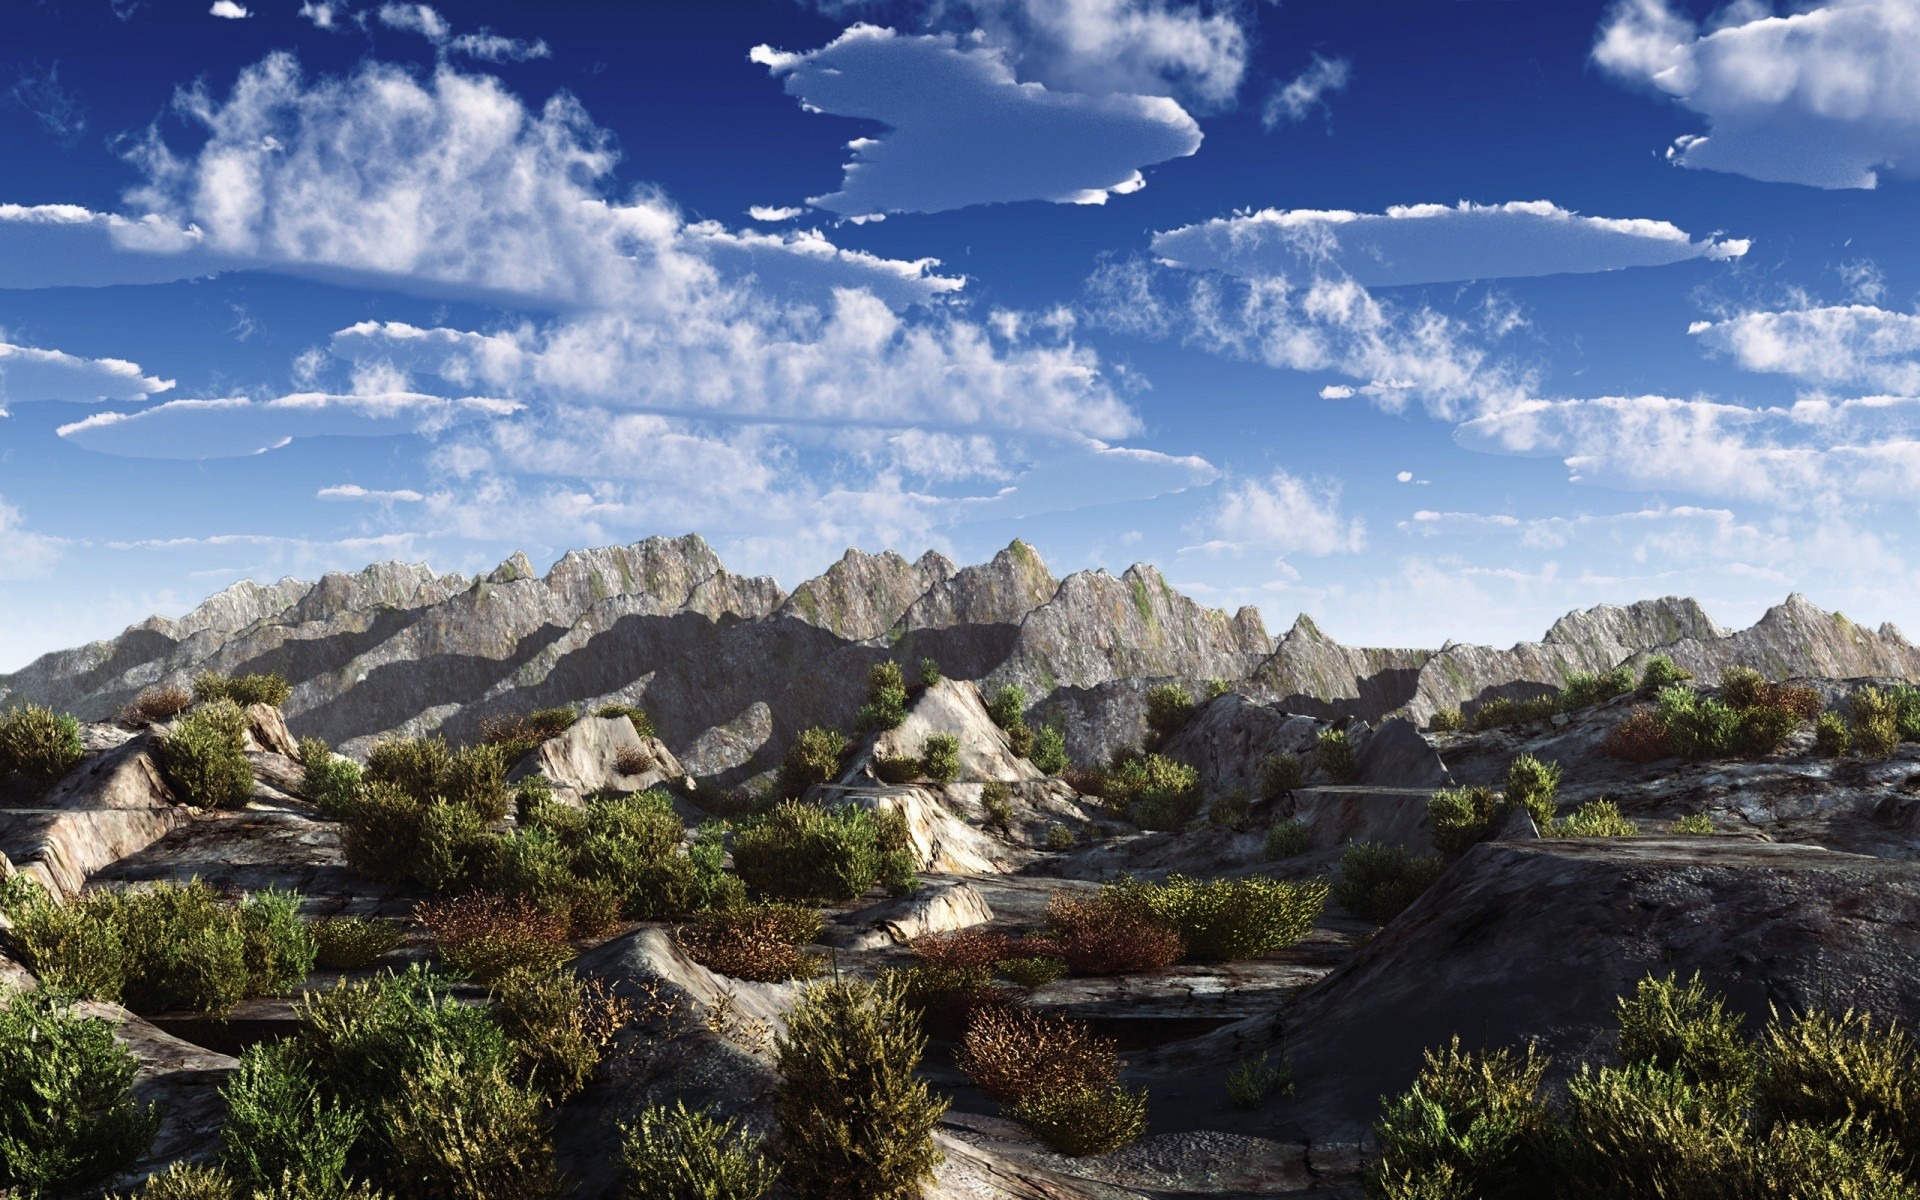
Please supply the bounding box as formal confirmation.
[918,658,942,687]
[1428,707,1466,733]
[510,791,737,926]
[1558,666,1636,714]
[0,876,316,1017]
[773,974,948,1200]
[1103,873,1326,962]
[1028,723,1069,776]
[621,1101,778,1200]
[1093,750,1200,830]
[872,752,922,784]
[856,661,909,733]
[732,799,917,901]
[1043,823,1075,851]
[0,703,86,792]
[416,892,572,983]
[156,697,256,809]
[311,916,405,971]
[1209,789,1252,831]
[1144,683,1195,740]
[494,970,630,1102]
[980,780,1015,833]
[1673,813,1716,836]
[1334,843,1448,922]
[1044,889,1186,976]
[1550,799,1639,838]
[920,733,961,784]
[1851,685,1910,759]
[193,671,294,709]
[1004,721,1035,758]
[779,726,847,798]
[1602,707,1673,763]
[1637,654,1693,695]
[1473,696,1557,732]
[478,707,579,762]
[956,1005,1146,1157]
[1368,972,1920,1200]
[1605,669,1822,764]
[118,683,193,727]
[1,985,159,1198]
[677,901,826,982]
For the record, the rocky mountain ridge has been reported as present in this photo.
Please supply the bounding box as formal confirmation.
[4,535,1918,778]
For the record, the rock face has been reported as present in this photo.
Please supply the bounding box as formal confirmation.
[507,716,686,807]
[3,733,191,898]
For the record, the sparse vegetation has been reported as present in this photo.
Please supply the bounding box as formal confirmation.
[1145,682,1195,739]
[980,779,1014,833]
[1550,799,1639,838]
[1259,751,1304,798]
[1008,1085,1149,1158]
[856,661,909,733]
[156,697,255,809]
[193,670,294,709]
[920,733,960,784]
[1429,785,1520,856]
[621,1101,779,1200]
[1209,788,1251,830]
[1226,1049,1294,1109]
[1429,707,1466,733]
[1673,813,1716,836]
[1334,842,1447,922]
[614,744,655,775]
[0,984,159,1198]
[985,685,1025,729]
[773,974,948,1200]
[732,799,917,901]
[779,726,846,797]
[480,707,580,761]
[872,752,922,784]
[1559,665,1636,713]
[1266,818,1312,859]
[1005,720,1035,758]
[677,901,826,982]
[1095,750,1200,829]
[119,682,193,727]
[1205,677,1232,700]
[1853,685,1903,759]
[1316,727,1357,783]
[1603,706,1674,763]
[956,1005,1145,1156]
[1473,695,1557,731]
[918,658,942,688]
[1029,722,1068,776]
[594,703,656,738]
[1044,822,1075,851]
[494,969,631,1101]
[1815,710,1852,757]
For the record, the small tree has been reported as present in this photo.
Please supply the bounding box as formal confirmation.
[773,975,947,1200]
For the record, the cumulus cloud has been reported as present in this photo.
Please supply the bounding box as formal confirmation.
[317,484,426,502]
[57,391,519,459]
[1263,54,1350,129]
[1690,305,1920,394]
[748,206,805,222]
[0,341,172,412]
[297,2,340,28]
[751,25,1201,216]
[1151,200,1748,288]
[1185,468,1366,557]
[209,1,251,18]
[801,0,1252,110]
[1593,0,1920,188]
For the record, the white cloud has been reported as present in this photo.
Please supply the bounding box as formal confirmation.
[0,204,232,288]
[0,341,172,412]
[1263,54,1350,129]
[57,391,519,459]
[209,1,251,18]
[297,2,340,29]
[317,483,426,502]
[802,0,1252,110]
[1593,0,1920,188]
[751,25,1201,216]
[376,3,552,62]
[686,222,964,310]
[748,206,805,222]
[1185,468,1366,557]
[0,496,65,580]
[1151,200,1748,288]
[1691,304,1920,394]
[1396,470,1413,483]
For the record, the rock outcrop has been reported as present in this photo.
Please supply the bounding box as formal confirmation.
[507,715,686,807]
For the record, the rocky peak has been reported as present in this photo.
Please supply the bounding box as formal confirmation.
[542,534,730,613]
[777,547,956,641]
[1543,597,1723,650]
[284,562,462,626]
[137,576,311,642]
[486,551,537,585]
[898,538,1060,633]
[1633,592,1920,682]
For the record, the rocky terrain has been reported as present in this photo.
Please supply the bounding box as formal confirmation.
[5,540,1920,1199]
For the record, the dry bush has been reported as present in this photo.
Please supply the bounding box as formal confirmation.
[119,683,192,727]
[1604,707,1674,764]
[676,902,825,983]
[414,894,572,984]
[955,1005,1118,1104]
[1008,1085,1148,1157]
[495,971,632,1102]
[1768,683,1823,723]
[1045,891,1184,976]
[872,753,922,785]
[912,928,1015,974]
[613,745,654,776]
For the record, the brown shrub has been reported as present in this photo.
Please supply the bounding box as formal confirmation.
[676,902,825,983]
[613,745,654,776]
[891,964,1004,1041]
[911,928,1015,973]
[955,1005,1119,1104]
[1767,683,1823,723]
[118,683,193,727]
[1045,891,1184,976]
[1603,707,1674,764]
[414,893,572,984]
[496,970,632,1101]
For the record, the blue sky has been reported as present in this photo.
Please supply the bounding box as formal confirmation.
[3,0,1920,670]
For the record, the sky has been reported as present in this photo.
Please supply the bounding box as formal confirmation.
[3,0,1920,670]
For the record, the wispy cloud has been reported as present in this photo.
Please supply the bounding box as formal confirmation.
[1262,54,1350,130]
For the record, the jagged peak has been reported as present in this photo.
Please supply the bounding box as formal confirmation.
[487,551,536,584]
[138,575,311,641]
[912,549,958,578]
[1282,613,1329,643]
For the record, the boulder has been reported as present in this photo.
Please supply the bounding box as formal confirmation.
[1156,695,1323,797]
[823,879,995,950]
[242,703,301,758]
[85,1000,239,1187]
[1352,718,1450,789]
[2,735,191,898]
[867,678,1039,784]
[508,716,686,806]
[833,785,1013,874]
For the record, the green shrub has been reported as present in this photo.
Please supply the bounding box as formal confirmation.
[1732,700,1803,758]
[872,753,922,784]
[1209,789,1252,831]
[1004,721,1035,758]
[1656,686,1740,762]
[0,985,159,1197]
[0,703,86,788]
[1205,677,1232,700]
[980,780,1014,832]
[1226,1050,1293,1109]
[1550,799,1639,838]
[525,707,578,738]
[1428,786,1505,856]
[241,886,320,996]
[1473,696,1558,731]
[732,800,915,901]
[1815,711,1853,757]
[1616,972,1754,1091]
[158,698,256,809]
[297,965,509,1120]
[302,756,364,818]
[920,733,961,784]
[1892,685,1920,742]
[1044,823,1074,851]
[1505,755,1561,819]
[1854,687,1903,759]
[780,727,847,797]
[1429,707,1466,733]
[1639,655,1694,695]
[118,1162,241,1199]
[1719,666,1768,709]
[918,659,942,688]
[1008,1085,1147,1157]
[440,744,511,823]
[595,704,655,739]
[985,685,1026,729]
[1316,727,1357,783]
[1029,723,1068,776]
[1098,752,1197,824]
[512,775,556,822]
[494,970,630,1102]
[995,956,1067,987]
[221,1037,363,1191]
[415,800,498,894]
[380,1045,562,1200]
[773,974,948,1200]
[1106,873,1327,961]
[341,781,429,885]
[856,662,909,733]
[312,917,405,971]
[1558,1060,1752,1200]
[1334,843,1447,922]
[1673,813,1716,836]
[1367,1036,1553,1200]
[1259,751,1304,798]
[0,874,126,1001]
[1560,671,1602,713]
[1752,1006,1920,1165]
[194,671,293,709]
[364,737,455,804]
[1265,819,1312,859]
[621,1101,779,1200]
[1144,683,1195,739]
